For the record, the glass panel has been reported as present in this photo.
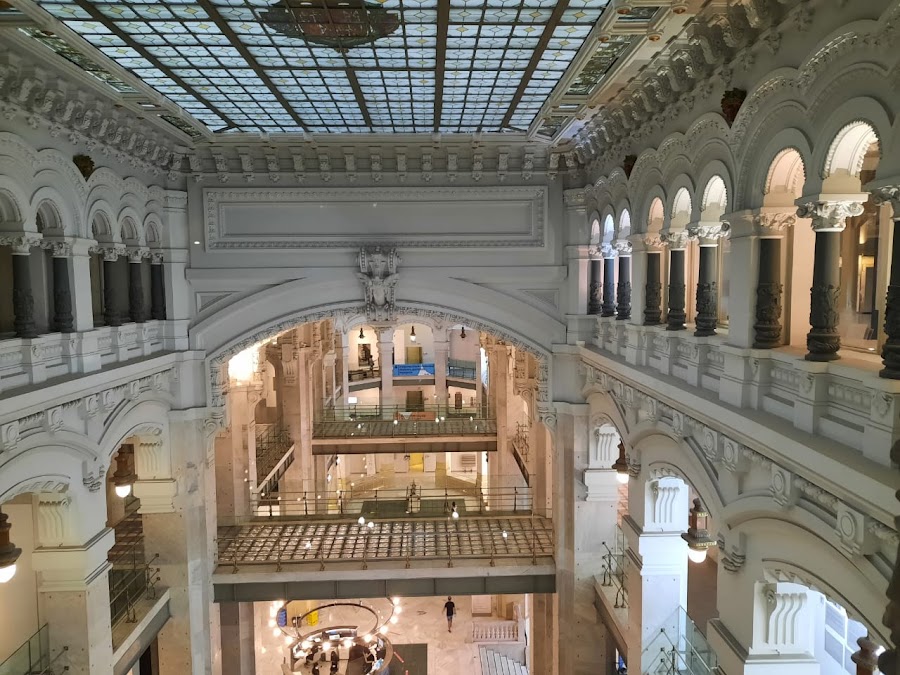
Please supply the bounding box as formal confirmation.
[34,0,612,132]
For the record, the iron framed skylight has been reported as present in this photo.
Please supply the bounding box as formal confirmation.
[32,0,611,134]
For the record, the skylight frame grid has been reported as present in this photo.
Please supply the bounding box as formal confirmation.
[34,0,610,134]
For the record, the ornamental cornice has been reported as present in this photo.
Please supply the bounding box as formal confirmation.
[581,362,897,552]
[0,59,182,177]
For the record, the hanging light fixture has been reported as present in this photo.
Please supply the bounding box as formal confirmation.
[111,446,134,498]
[0,508,21,584]
[682,498,714,564]
[410,326,417,342]
[359,326,365,340]
[460,326,466,339]
[612,441,629,484]
[451,501,459,519]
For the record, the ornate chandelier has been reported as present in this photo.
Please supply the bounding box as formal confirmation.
[261,0,401,53]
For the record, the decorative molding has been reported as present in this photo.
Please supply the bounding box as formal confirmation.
[357,246,400,322]
[202,185,547,249]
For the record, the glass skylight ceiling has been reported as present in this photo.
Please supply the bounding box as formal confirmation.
[34,0,611,134]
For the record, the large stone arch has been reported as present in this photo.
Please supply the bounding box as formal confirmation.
[193,272,565,425]
[97,398,172,467]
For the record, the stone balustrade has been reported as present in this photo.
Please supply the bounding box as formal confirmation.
[592,317,899,467]
[0,320,189,395]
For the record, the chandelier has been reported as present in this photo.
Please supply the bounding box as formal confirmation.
[261,0,401,53]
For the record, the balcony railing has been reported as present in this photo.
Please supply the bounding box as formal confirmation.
[0,625,67,675]
[315,404,495,440]
[0,321,180,395]
[108,538,160,628]
[590,319,896,467]
[348,366,381,382]
[249,480,535,521]
[600,524,627,608]
[642,607,717,675]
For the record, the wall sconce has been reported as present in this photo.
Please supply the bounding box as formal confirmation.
[682,498,714,564]
[611,441,629,484]
[111,447,135,498]
[359,326,365,340]
[460,327,466,339]
[0,508,22,583]
[410,326,417,342]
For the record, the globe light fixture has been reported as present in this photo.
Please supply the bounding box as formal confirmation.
[358,516,366,525]
[681,498,714,564]
[410,326,417,342]
[0,509,21,584]
[611,441,630,484]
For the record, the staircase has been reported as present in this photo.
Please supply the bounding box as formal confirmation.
[479,647,528,675]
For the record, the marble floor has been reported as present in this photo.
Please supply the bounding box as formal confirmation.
[274,595,487,675]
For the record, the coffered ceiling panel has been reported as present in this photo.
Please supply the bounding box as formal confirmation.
[32,0,611,134]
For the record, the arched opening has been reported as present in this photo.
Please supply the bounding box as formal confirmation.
[589,216,603,315]
[89,213,110,327]
[763,148,810,347]
[669,188,695,328]
[700,175,730,328]
[822,122,884,354]
[0,189,25,339]
[618,209,632,240]
[646,196,667,325]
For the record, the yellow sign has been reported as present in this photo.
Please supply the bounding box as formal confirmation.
[307,610,318,627]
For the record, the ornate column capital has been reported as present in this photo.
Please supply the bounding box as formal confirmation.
[42,239,73,258]
[614,240,633,257]
[127,247,150,263]
[563,187,588,209]
[661,230,690,250]
[871,185,900,218]
[588,245,603,260]
[0,233,42,255]
[639,233,666,251]
[687,221,730,245]
[601,243,618,259]
[796,197,866,232]
[150,252,165,265]
[96,244,127,261]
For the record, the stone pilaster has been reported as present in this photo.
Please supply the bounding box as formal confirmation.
[663,231,689,331]
[615,241,632,321]
[797,198,866,361]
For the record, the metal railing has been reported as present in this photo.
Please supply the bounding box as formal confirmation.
[248,481,536,521]
[255,420,292,484]
[600,524,627,608]
[448,358,477,380]
[108,539,160,627]
[642,607,717,675]
[0,625,67,675]
[216,513,554,572]
[348,366,380,382]
[319,403,492,422]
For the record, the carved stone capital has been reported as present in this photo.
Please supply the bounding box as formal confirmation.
[601,243,618,259]
[42,239,72,257]
[754,211,797,235]
[662,230,690,250]
[0,233,41,254]
[614,240,633,256]
[687,221,730,244]
[150,252,165,265]
[98,244,127,262]
[871,185,900,218]
[796,199,865,232]
[641,233,666,251]
[127,247,149,263]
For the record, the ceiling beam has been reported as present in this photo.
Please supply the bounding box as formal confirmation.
[432,0,451,132]
[196,0,310,132]
[345,68,373,130]
[69,0,240,131]
[500,0,570,129]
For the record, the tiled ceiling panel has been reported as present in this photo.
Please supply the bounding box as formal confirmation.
[32,0,611,134]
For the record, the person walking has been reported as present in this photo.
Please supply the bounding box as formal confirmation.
[444,596,456,632]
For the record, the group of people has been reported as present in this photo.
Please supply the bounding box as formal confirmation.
[302,640,386,675]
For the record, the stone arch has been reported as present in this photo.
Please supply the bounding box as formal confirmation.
[627,425,725,528]
[746,128,812,210]
[669,185,694,231]
[638,185,667,236]
[730,516,890,647]
[617,208,632,240]
[813,97,889,190]
[696,160,732,220]
[0,181,28,231]
[88,203,116,242]
[118,210,143,247]
[588,211,602,246]
[30,189,70,237]
[601,212,615,246]
[97,398,172,467]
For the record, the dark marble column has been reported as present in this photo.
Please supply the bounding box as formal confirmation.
[128,250,146,323]
[150,253,166,321]
[665,232,689,331]
[694,241,719,337]
[615,242,632,321]
[601,251,617,317]
[102,247,123,327]
[9,237,38,338]
[798,200,864,362]
[753,237,783,349]
[588,254,603,315]
[49,242,74,333]
[644,250,662,326]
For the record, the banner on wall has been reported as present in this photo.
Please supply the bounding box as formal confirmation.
[393,363,435,377]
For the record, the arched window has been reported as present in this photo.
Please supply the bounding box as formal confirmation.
[699,176,730,327]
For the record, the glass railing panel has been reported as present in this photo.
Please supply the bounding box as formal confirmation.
[0,625,64,675]
[641,606,718,675]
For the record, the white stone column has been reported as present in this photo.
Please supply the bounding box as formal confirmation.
[624,475,690,673]
[32,489,114,675]
[377,327,394,412]
[475,347,484,413]
[70,238,96,333]
[434,327,449,409]
[340,331,350,405]
[216,384,257,520]
[145,412,216,675]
